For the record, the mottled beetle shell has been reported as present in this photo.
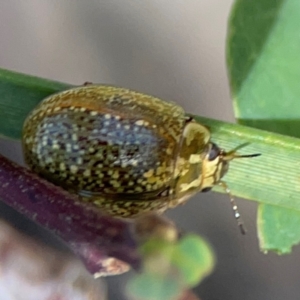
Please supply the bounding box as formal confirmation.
[23,85,211,218]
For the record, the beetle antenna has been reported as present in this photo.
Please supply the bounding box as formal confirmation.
[223,143,261,161]
[218,181,246,235]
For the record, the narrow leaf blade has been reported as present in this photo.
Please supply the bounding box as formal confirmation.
[0,68,71,139]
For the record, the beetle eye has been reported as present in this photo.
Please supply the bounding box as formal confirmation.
[208,143,221,161]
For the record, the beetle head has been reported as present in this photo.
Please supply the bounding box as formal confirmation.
[201,142,261,192]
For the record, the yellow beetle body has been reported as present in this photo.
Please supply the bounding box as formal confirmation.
[23,85,230,218]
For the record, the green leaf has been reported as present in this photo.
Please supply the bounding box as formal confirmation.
[127,273,181,300]
[227,0,300,253]
[228,0,300,138]
[0,68,71,139]
[172,234,215,287]
[128,234,215,300]
[258,204,300,253]
[196,117,300,213]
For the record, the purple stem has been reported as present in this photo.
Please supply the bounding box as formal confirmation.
[0,154,140,274]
